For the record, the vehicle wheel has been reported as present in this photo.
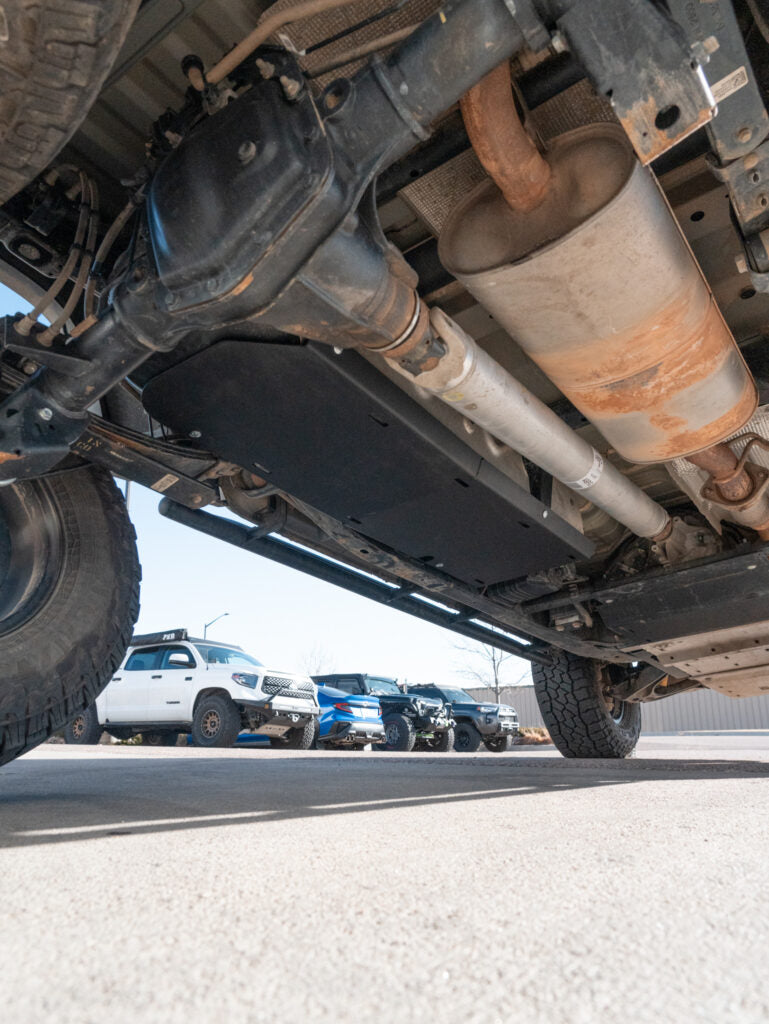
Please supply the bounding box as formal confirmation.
[0,465,139,768]
[418,727,455,752]
[532,648,641,758]
[484,735,513,753]
[63,704,102,745]
[191,694,242,747]
[141,731,179,747]
[0,0,140,203]
[380,713,416,752]
[278,718,316,750]
[453,721,482,752]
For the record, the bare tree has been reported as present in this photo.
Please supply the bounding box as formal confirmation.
[301,641,333,676]
[452,639,529,702]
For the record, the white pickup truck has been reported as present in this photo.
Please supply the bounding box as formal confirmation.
[64,629,319,749]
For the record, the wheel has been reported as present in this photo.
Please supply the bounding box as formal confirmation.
[380,713,416,752]
[141,731,180,747]
[0,465,139,767]
[484,735,513,753]
[532,648,641,758]
[0,0,140,202]
[190,694,241,747]
[63,704,102,745]
[453,721,482,752]
[272,718,316,750]
[418,727,455,752]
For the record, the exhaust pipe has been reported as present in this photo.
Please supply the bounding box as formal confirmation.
[407,308,671,540]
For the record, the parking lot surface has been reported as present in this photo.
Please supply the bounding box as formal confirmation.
[2,737,768,1024]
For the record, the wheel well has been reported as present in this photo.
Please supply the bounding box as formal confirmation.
[193,687,234,715]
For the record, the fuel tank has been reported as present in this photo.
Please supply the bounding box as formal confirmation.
[438,124,757,464]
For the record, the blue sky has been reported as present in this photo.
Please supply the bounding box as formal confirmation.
[1,282,532,687]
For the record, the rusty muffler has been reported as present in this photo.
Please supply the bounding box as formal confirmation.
[440,103,756,465]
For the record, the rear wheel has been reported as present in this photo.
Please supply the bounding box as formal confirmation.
[63,704,102,745]
[0,0,140,202]
[272,718,316,750]
[191,694,241,748]
[453,721,482,752]
[532,648,641,758]
[484,735,513,753]
[0,466,139,767]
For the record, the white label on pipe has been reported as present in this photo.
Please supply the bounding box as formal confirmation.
[567,451,603,490]
[710,66,748,104]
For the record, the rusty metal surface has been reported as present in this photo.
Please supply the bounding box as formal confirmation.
[460,62,550,213]
[439,123,757,464]
[687,442,755,502]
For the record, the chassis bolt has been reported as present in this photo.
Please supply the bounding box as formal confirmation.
[279,75,301,101]
[21,360,37,375]
[551,31,568,54]
[737,126,754,144]
[189,430,202,439]
[38,407,53,421]
[237,140,257,164]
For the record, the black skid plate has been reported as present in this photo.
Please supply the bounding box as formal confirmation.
[141,340,593,587]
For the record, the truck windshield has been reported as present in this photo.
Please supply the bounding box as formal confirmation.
[433,688,474,702]
[194,644,262,667]
[367,677,401,695]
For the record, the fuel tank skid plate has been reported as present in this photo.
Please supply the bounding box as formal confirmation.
[141,340,593,587]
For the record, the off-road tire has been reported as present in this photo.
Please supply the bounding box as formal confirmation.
[0,465,139,767]
[415,727,455,752]
[484,735,513,753]
[190,694,241,747]
[272,718,316,750]
[141,731,179,747]
[453,721,482,752]
[0,0,140,203]
[63,702,102,744]
[532,648,641,758]
[380,713,416,752]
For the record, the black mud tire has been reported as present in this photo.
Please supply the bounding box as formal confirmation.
[63,703,102,744]
[0,0,140,203]
[532,648,641,758]
[141,731,179,747]
[190,694,241,748]
[0,465,139,767]
[416,727,455,752]
[484,735,513,753]
[380,713,416,752]
[453,721,482,753]
[273,718,316,750]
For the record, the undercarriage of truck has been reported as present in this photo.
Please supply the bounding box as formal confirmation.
[3,0,769,764]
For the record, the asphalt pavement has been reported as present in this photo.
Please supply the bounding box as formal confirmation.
[2,736,768,1024]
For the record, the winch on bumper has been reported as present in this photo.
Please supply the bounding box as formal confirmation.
[415,703,455,737]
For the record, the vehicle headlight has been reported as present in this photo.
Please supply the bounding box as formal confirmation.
[231,672,258,688]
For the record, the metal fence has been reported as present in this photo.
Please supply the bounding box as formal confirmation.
[467,685,769,731]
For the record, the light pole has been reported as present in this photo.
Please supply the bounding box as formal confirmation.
[203,612,229,639]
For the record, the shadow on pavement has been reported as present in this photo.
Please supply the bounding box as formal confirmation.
[1,751,767,849]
